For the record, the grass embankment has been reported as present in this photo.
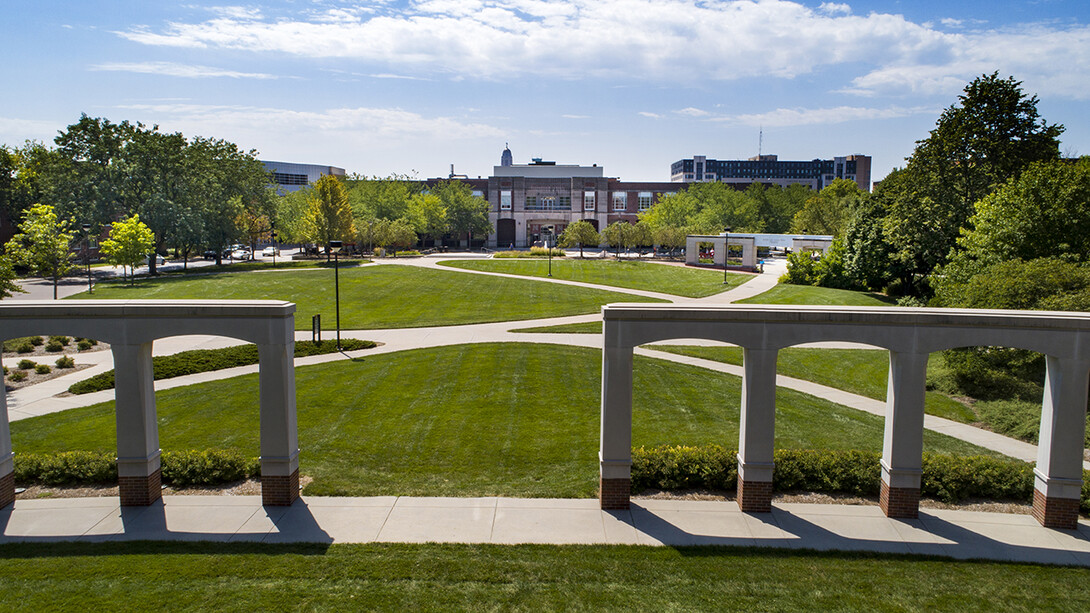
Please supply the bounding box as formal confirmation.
[1,542,1086,611]
[510,321,602,334]
[441,259,749,298]
[67,339,376,394]
[737,284,895,306]
[10,344,991,498]
[72,265,663,330]
[650,346,976,423]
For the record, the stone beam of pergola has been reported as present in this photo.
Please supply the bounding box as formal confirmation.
[0,300,299,509]
[599,304,1090,529]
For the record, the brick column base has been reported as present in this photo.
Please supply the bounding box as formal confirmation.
[0,471,14,509]
[262,469,300,506]
[599,477,631,510]
[737,479,773,513]
[880,481,920,519]
[119,469,162,506]
[1032,489,1080,529]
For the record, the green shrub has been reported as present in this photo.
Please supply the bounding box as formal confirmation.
[49,336,70,346]
[14,451,117,485]
[630,445,1056,507]
[77,340,93,351]
[161,449,259,486]
[17,359,35,370]
[34,363,51,375]
[55,355,75,369]
[8,370,27,382]
[16,342,33,354]
[30,336,44,346]
[68,339,377,394]
[1,366,6,375]
[44,340,64,352]
[14,449,260,487]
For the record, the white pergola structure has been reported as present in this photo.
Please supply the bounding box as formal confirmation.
[0,300,299,509]
[685,234,758,270]
[600,304,1090,529]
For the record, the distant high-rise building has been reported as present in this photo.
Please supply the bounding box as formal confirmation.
[670,154,872,192]
[500,143,513,167]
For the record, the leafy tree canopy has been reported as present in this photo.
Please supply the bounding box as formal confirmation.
[100,213,156,285]
[5,203,76,298]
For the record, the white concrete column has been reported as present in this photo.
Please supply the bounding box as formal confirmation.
[600,319,634,509]
[258,334,300,506]
[1033,356,1090,528]
[0,354,14,508]
[741,238,757,269]
[112,342,162,506]
[880,351,929,518]
[737,347,778,512]
[713,237,727,268]
[685,237,698,265]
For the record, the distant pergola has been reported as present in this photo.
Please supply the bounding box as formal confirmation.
[685,232,833,271]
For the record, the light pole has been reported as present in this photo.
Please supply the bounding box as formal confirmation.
[83,223,93,294]
[270,222,277,268]
[330,240,342,350]
[545,228,553,277]
[722,226,732,284]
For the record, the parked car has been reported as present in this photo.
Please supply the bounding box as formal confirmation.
[147,254,166,266]
[262,246,280,257]
[231,249,252,261]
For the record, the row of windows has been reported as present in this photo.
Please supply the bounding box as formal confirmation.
[501,190,658,211]
[272,172,308,186]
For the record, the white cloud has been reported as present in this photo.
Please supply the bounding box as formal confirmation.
[90,61,279,79]
[0,117,60,143]
[109,1,1090,100]
[940,18,963,27]
[818,3,851,15]
[561,114,590,119]
[638,111,661,118]
[112,103,504,141]
[675,107,710,117]
[721,105,938,127]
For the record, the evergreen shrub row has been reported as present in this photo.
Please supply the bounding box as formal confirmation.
[14,449,259,486]
[68,339,376,394]
[631,445,1089,513]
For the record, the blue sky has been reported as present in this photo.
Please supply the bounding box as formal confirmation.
[3,1,1088,183]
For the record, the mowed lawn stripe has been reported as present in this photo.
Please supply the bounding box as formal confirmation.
[441,258,750,297]
[70,265,664,329]
[10,344,995,498]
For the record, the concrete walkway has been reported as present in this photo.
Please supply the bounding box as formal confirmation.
[3,495,1089,566]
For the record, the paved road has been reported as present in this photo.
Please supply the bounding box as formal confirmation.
[4,253,1066,468]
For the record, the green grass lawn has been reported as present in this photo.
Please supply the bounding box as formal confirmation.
[1,542,1086,612]
[441,259,750,297]
[737,284,895,306]
[650,346,977,423]
[11,344,993,498]
[71,265,663,330]
[510,321,602,334]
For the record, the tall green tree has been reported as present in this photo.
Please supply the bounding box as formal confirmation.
[345,174,419,223]
[49,114,135,228]
[306,175,355,260]
[879,73,1063,291]
[407,192,447,248]
[372,218,417,256]
[100,214,156,285]
[558,219,600,257]
[5,203,76,299]
[435,180,491,248]
[0,255,24,298]
[791,179,865,237]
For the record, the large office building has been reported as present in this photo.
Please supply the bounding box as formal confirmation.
[670,154,872,192]
[480,146,681,248]
[261,160,346,193]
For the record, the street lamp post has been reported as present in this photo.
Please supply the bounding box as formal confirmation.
[270,222,277,268]
[330,240,343,350]
[82,223,93,294]
[545,229,553,277]
[722,226,732,284]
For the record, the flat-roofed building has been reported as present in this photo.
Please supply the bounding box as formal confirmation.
[671,154,871,192]
[261,160,346,193]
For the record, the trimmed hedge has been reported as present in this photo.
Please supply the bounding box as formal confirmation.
[632,445,1088,513]
[14,449,260,487]
[68,339,377,395]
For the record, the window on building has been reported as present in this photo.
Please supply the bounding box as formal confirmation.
[525,196,538,209]
[584,191,596,210]
[705,174,715,180]
[638,192,652,211]
[272,172,308,186]
[541,196,555,210]
[500,190,512,210]
[684,173,694,180]
[559,195,571,209]
[612,192,627,211]
[472,190,484,198]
